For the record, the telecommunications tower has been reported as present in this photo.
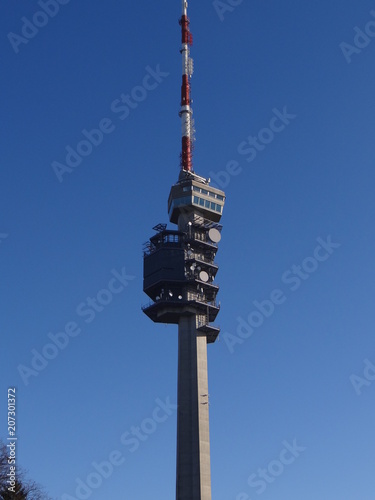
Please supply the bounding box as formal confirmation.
[142,2,225,498]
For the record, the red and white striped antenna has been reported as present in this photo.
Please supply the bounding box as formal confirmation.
[179,0,195,172]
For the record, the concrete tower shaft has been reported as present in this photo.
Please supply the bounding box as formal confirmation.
[176,315,211,499]
[143,178,225,500]
[175,207,215,500]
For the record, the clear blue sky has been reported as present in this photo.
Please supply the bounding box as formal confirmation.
[1,1,375,498]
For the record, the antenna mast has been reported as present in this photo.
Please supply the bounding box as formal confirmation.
[179,0,194,172]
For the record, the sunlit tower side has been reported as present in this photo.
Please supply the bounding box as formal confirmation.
[142,2,226,499]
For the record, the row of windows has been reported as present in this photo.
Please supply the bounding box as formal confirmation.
[169,195,223,214]
[193,196,222,213]
[169,196,191,211]
[182,185,224,201]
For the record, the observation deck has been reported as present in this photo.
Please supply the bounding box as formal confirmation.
[142,215,223,342]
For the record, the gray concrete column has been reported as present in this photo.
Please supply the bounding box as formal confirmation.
[176,315,212,500]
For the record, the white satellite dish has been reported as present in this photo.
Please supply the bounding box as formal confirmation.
[208,228,221,243]
[199,271,209,282]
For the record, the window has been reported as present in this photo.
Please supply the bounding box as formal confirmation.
[169,196,193,215]
[189,194,223,214]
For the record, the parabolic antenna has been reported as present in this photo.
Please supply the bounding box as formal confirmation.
[208,228,221,243]
[199,270,209,282]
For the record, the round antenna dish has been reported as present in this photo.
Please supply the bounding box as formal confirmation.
[199,271,209,282]
[208,228,221,243]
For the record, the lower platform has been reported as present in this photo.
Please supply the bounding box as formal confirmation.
[142,299,219,323]
[142,300,220,343]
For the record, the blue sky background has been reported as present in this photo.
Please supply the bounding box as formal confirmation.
[1,0,375,498]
